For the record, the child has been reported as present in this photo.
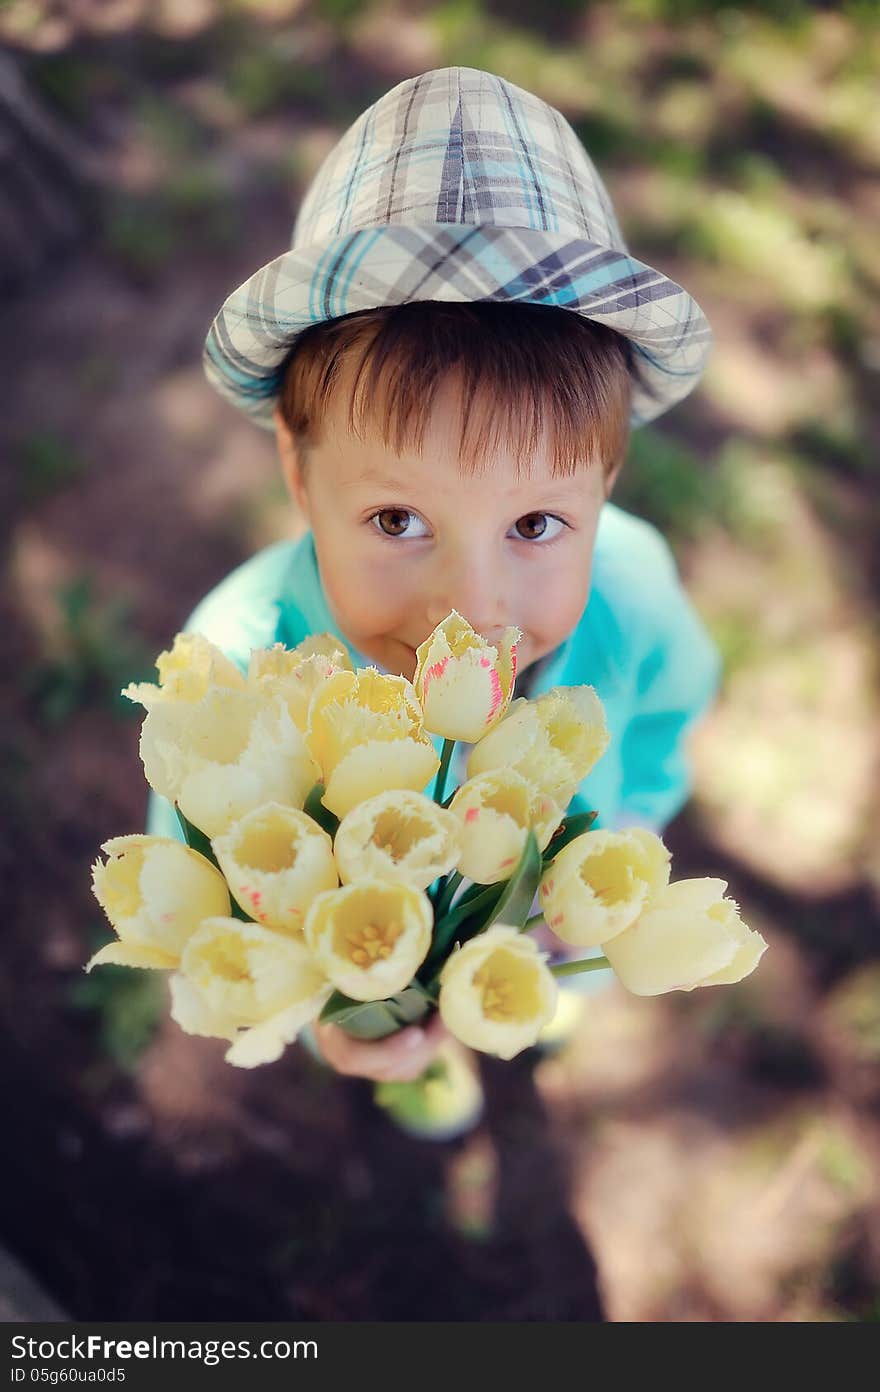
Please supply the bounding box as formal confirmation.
[144,66,721,1136]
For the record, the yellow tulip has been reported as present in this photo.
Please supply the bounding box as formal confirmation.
[211,801,339,936]
[447,768,563,883]
[438,925,558,1059]
[334,789,462,891]
[467,686,610,807]
[122,631,245,708]
[603,878,768,996]
[538,828,672,948]
[303,880,433,1002]
[86,834,231,972]
[169,916,332,1068]
[247,636,352,730]
[412,611,521,741]
[305,667,440,820]
[131,685,320,839]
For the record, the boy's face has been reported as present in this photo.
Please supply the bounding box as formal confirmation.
[273,359,621,684]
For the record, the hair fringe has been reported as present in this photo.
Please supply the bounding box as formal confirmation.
[276,301,658,478]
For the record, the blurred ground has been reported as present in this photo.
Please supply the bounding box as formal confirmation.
[2,0,879,1322]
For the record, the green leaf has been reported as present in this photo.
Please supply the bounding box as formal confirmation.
[481,828,542,931]
[432,869,463,920]
[455,878,498,910]
[318,985,433,1040]
[175,805,220,867]
[419,833,543,992]
[175,805,254,923]
[419,881,506,978]
[302,781,340,838]
[541,809,598,864]
[227,898,257,923]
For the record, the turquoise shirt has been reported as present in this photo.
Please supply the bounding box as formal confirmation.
[145,501,721,842]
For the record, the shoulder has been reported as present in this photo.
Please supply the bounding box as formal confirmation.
[579,503,681,662]
[592,503,679,600]
[182,536,306,669]
[591,503,703,637]
[586,503,721,694]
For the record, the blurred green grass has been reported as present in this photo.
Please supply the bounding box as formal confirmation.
[67,932,166,1072]
[23,575,155,727]
[3,0,878,1326]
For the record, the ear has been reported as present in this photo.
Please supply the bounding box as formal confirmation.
[604,457,624,500]
[273,403,310,518]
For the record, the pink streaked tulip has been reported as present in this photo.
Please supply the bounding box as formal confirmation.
[447,768,563,883]
[211,801,339,936]
[412,611,521,742]
[538,827,672,948]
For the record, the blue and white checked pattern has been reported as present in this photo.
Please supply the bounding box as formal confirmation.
[204,66,713,433]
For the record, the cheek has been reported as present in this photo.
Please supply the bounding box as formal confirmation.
[517,553,593,642]
[318,541,413,639]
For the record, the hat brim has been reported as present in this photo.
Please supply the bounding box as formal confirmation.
[203,222,713,431]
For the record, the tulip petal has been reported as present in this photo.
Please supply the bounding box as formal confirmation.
[225,987,334,1068]
[439,925,557,1059]
[169,971,238,1041]
[538,827,671,948]
[122,632,245,709]
[304,881,433,1002]
[179,916,327,1021]
[413,611,520,742]
[449,769,560,883]
[603,878,768,995]
[699,914,768,987]
[211,801,338,934]
[85,942,178,972]
[305,667,435,819]
[322,738,440,821]
[90,835,231,964]
[333,789,461,890]
[174,697,319,839]
[247,643,352,730]
[468,686,609,805]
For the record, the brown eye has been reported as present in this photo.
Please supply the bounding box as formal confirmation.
[515,512,548,540]
[374,508,411,536]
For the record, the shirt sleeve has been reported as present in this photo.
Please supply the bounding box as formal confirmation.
[615,539,722,832]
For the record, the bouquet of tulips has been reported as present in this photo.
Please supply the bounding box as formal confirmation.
[85,612,766,1072]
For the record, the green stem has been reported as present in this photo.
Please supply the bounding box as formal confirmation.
[523,912,545,931]
[434,870,464,920]
[429,873,447,910]
[433,738,456,807]
[550,955,611,978]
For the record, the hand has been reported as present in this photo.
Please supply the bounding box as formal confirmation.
[311,1009,451,1082]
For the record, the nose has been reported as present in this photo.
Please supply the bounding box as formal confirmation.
[424,547,508,642]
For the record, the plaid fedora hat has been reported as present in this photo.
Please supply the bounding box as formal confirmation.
[203,66,713,431]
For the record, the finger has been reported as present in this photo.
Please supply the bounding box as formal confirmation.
[378,1017,452,1082]
[311,1012,455,1081]
[312,1021,429,1080]
[424,1009,449,1041]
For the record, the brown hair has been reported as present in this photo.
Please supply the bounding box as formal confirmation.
[275,300,650,480]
